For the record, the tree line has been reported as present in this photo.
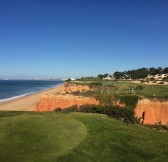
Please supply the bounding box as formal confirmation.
[80,67,168,80]
[113,67,168,80]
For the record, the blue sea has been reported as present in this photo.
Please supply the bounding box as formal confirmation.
[0,80,63,103]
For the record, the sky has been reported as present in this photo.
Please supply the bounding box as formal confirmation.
[0,0,168,78]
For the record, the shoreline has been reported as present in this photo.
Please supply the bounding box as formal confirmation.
[0,84,64,111]
[0,83,63,104]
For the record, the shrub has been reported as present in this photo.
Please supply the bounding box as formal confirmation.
[102,105,138,123]
[71,91,80,95]
[158,82,164,84]
[115,95,139,108]
[65,79,71,82]
[79,104,101,113]
[59,104,139,124]
[88,82,102,88]
[79,105,139,123]
[103,82,115,87]
[143,124,168,131]
[134,86,144,90]
[94,94,114,105]
[55,105,78,113]
[64,105,78,112]
[55,108,62,112]
[164,96,168,99]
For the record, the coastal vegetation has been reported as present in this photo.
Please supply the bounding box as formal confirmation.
[1,68,168,161]
[113,67,168,79]
[57,104,138,124]
[70,79,168,99]
[0,111,168,162]
[63,79,168,125]
[81,67,168,80]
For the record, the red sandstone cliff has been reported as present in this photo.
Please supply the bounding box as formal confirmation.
[135,99,168,125]
[34,83,168,125]
[34,94,99,112]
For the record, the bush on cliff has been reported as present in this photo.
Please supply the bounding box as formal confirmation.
[79,104,101,113]
[93,94,139,109]
[88,82,102,89]
[116,95,139,108]
[56,104,139,124]
[56,105,78,113]
[79,104,138,124]
[94,94,114,105]
[143,124,168,131]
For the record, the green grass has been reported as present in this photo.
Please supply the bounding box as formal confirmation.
[72,80,168,99]
[0,111,86,162]
[0,111,168,162]
[58,113,168,162]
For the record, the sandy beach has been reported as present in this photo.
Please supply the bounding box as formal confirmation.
[0,84,64,111]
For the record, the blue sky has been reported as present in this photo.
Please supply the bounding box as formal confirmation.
[0,0,168,78]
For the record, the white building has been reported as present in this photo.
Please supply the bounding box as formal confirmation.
[147,74,168,80]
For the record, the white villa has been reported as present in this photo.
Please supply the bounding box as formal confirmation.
[103,76,113,80]
[147,74,168,80]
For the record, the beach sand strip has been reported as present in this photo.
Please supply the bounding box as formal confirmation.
[0,84,64,111]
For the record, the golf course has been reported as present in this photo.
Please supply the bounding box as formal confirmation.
[0,111,168,162]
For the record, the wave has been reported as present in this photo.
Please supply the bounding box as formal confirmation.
[0,92,35,103]
[0,83,63,103]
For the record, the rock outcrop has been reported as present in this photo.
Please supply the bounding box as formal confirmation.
[34,94,99,112]
[135,99,168,125]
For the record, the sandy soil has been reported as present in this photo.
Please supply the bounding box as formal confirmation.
[132,80,168,86]
[0,84,64,111]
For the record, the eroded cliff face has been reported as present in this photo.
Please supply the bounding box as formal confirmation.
[135,99,168,125]
[34,83,168,125]
[34,94,99,112]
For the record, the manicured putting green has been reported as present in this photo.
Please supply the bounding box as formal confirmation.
[0,113,86,162]
[1,112,168,162]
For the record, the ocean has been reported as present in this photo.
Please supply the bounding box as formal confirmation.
[0,80,63,103]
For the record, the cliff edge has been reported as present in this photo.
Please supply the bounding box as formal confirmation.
[34,94,99,111]
[135,99,168,125]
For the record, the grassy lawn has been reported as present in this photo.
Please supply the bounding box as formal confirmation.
[0,111,168,162]
[0,111,86,162]
[72,80,168,99]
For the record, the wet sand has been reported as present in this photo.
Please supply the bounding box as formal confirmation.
[0,84,64,111]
